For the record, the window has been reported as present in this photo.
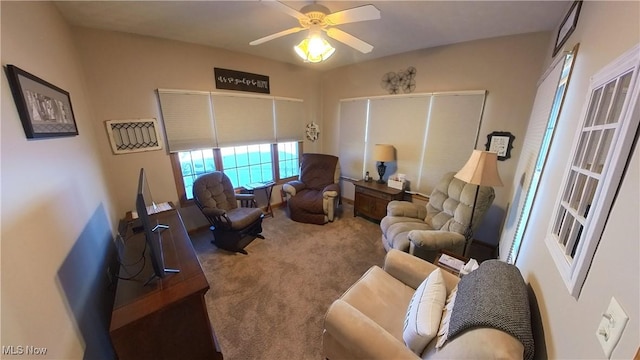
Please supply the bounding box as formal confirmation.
[546,44,640,298]
[505,46,578,264]
[173,141,301,202]
[178,149,216,201]
[277,142,299,179]
[221,144,274,188]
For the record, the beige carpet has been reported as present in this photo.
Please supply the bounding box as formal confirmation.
[190,203,387,360]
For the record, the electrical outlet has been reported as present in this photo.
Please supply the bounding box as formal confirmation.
[596,297,629,358]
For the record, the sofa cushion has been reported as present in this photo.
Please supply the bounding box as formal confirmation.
[423,328,525,360]
[403,268,446,355]
[340,266,415,342]
[382,221,433,252]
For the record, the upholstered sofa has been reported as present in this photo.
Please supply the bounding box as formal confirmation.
[322,249,533,359]
[380,172,495,261]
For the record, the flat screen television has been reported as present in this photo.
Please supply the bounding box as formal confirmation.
[136,168,179,285]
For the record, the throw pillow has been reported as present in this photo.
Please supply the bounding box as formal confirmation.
[403,268,447,355]
[436,285,458,348]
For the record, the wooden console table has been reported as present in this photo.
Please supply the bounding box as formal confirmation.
[110,209,222,360]
[353,180,404,221]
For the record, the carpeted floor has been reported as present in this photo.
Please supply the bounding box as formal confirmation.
[190,203,387,360]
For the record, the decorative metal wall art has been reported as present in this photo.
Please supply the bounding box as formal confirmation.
[380,67,417,94]
[305,122,319,142]
[105,118,163,154]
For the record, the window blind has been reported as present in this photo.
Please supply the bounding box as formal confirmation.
[367,96,430,187]
[499,56,565,262]
[157,90,217,152]
[338,99,368,179]
[158,90,304,151]
[274,98,304,142]
[418,93,485,195]
[211,94,274,147]
[338,91,485,194]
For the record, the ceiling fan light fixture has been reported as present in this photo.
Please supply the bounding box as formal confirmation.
[294,35,335,63]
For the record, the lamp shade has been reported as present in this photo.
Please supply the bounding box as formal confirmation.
[454,150,503,187]
[373,144,395,162]
[294,36,335,63]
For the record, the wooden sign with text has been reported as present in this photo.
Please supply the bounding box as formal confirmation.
[214,68,270,94]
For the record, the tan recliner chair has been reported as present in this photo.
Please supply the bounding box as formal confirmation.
[322,249,530,360]
[282,153,341,224]
[380,172,494,261]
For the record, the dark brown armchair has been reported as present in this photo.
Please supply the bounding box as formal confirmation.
[193,171,264,254]
[282,153,341,224]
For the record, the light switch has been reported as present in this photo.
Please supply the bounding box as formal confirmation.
[596,297,629,358]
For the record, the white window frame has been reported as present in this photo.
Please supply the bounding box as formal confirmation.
[545,43,640,298]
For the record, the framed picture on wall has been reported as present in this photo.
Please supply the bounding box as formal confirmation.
[485,131,515,161]
[5,64,78,139]
[553,1,582,57]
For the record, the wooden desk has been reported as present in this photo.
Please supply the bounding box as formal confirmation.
[353,180,404,221]
[110,209,222,360]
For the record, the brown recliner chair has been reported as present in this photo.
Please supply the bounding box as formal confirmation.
[282,153,341,225]
[193,171,264,254]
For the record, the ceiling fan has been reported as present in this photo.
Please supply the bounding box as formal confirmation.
[249,1,381,57]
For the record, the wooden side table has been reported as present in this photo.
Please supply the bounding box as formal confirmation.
[353,180,404,221]
[241,181,276,217]
[434,250,469,277]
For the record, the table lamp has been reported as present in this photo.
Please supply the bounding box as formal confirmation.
[373,144,395,184]
[454,150,503,254]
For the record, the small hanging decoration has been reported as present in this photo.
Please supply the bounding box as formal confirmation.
[380,66,417,94]
[305,122,320,142]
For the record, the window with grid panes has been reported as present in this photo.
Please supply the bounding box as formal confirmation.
[221,144,274,189]
[278,142,299,179]
[546,44,639,298]
[176,141,300,201]
[178,149,216,200]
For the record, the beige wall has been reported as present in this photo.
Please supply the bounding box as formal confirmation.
[1,2,112,358]
[2,1,638,359]
[321,32,549,215]
[71,28,322,229]
[514,1,639,358]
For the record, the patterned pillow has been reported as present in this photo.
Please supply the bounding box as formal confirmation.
[403,268,447,355]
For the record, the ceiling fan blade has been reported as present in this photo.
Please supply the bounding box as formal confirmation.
[250,27,305,46]
[324,5,381,26]
[262,0,307,22]
[325,28,373,53]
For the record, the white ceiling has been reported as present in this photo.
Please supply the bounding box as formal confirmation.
[54,1,570,71]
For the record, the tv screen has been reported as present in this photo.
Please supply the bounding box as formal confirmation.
[136,168,178,284]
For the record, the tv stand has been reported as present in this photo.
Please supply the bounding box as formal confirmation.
[111,209,222,359]
[142,267,181,287]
